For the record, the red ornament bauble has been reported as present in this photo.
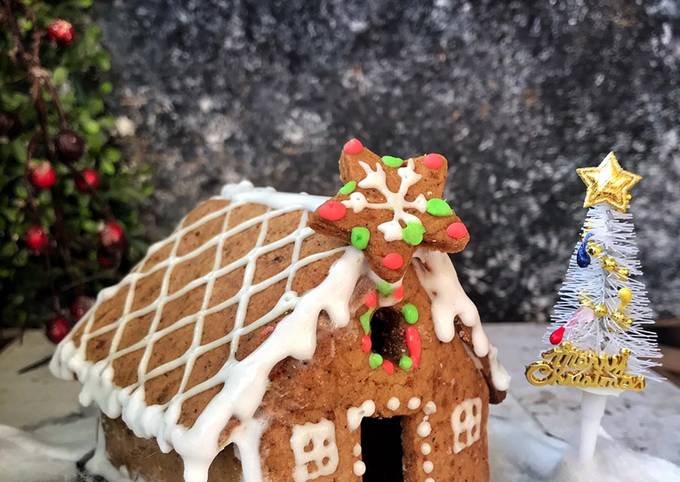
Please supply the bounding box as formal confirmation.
[47,20,75,46]
[549,326,565,345]
[99,221,125,249]
[46,315,71,344]
[25,225,49,253]
[70,295,95,321]
[75,168,101,193]
[28,161,57,190]
[55,129,85,162]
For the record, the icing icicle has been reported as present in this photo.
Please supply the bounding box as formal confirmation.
[413,249,511,392]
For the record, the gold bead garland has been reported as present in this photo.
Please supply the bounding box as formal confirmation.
[586,240,630,279]
[580,287,633,331]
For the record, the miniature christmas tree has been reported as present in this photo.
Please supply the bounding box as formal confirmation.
[526,152,662,464]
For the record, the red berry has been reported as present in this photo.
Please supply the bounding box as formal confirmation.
[423,153,445,170]
[343,138,364,155]
[25,225,49,253]
[99,221,125,249]
[318,200,347,221]
[47,20,75,45]
[28,161,57,190]
[55,129,85,162]
[46,315,71,344]
[382,252,404,270]
[69,295,95,321]
[446,222,468,240]
[75,168,101,193]
[549,326,565,345]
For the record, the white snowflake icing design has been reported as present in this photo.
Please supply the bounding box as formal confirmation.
[342,159,427,241]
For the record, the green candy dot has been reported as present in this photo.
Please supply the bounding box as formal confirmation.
[338,181,356,195]
[399,355,413,371]
[377,280,394,297]
[351,226,370,250]
[382,155,404,168]
[426,198,454,217]
[359,309,374,334]
[402,222,425,246]
[401,304,419,324]
[369,352,384,369]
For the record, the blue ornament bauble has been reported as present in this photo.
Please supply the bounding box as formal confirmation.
[577,233,593,268]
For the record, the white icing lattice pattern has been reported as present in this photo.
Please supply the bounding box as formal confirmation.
[342,159,427,241]
[290,419,339,482]
[451,398,482,454]
[51,184,360,482]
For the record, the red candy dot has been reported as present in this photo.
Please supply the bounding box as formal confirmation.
[423,153,445,170]
[393,285,404,301]
[364,290,378,309]
[343,138,364,155]
[446,222,468,240]
[382,360,395,375]
[406,326,422,368]
[361,335,372,353]
[382,252,404,270]
[318,200,346,221]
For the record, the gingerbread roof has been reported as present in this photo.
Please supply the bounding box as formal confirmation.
[51,180,509,482]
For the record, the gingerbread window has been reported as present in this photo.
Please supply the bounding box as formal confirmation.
[451,397,482,454]
[290,419,339,482]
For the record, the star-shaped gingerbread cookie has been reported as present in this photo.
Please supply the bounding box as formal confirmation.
[310,138,469,282]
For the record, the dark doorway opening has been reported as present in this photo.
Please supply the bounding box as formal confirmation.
[360,416,404,482]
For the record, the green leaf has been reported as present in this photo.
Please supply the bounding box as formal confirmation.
[53,66,69,86]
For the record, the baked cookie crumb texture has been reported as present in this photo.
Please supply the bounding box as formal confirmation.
[50,141,510,482]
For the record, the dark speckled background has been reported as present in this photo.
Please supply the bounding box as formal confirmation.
[96,0,680,322]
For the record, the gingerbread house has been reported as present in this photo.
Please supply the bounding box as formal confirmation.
[50,140,509,482]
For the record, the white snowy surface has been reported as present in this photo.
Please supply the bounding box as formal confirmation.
[0,326,679,482]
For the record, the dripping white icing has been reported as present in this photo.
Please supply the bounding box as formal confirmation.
[342,158,427,242]
[86,419,144,482]
[386,397,400,411]
[413,249,511,392]
[347,400,376,432]
[407,397,421,410]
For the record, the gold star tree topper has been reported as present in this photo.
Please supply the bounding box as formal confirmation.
[576,152,642,213]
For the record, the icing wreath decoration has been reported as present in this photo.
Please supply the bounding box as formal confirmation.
[309,138,469,282]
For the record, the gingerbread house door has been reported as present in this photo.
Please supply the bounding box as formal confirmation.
[360,416,405,481]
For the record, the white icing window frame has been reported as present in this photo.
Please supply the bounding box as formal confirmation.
[290,419,339,482]
[451,397,482,454]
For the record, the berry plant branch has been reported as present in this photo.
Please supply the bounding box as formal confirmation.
[1,0,151,340]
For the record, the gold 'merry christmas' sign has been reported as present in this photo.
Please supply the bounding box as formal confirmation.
[525,342,646,391]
